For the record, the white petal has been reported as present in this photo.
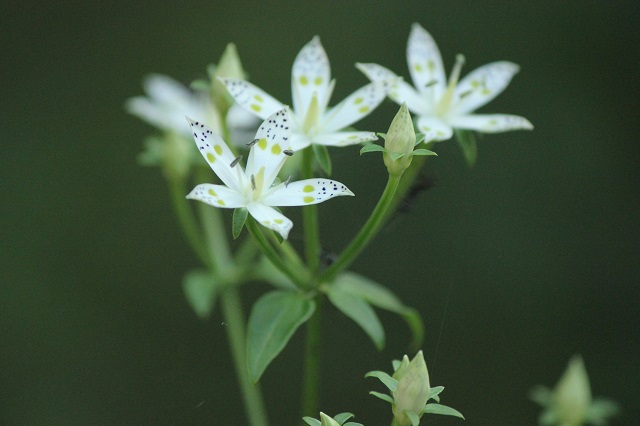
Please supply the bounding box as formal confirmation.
[291,36,332,121]
[186,184,245,208]
[311,131,377,147]
[449,113,534,133]
[356,63,431,114]
[245,108,293,191]
[321,82,387,132]
[416,115,454,142]
[290,133,313,151]
[453,62,520,114]
[187,118,246,192]
[219,78,285,120]
[246,202,293,240]
[262,179,354,207]
[407,23,447,98]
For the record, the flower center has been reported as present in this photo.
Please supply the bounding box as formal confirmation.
[436,54,465,117]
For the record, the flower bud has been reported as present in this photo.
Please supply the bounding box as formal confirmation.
[553,355,592,426]
[319,412,341,426]
[392,351,431,426]
[383,103,416,176]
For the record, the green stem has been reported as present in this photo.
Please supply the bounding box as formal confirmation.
[320,174,402,283]
[198,203,233,275]
[302,148,320,274]
[168,177,210,267]
[246,218,309,288]
[301,295,323,419]
[220,288,269,426]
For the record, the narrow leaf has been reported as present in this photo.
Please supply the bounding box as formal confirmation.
[455,129,477,166]
[247,291,315,383]
[302,417,321,426]
[423,403,465,419]
[190,79,210,92]
[253,256,297,290]
[312,143,332,176]
[232,207,249,239]
[369,391,394,404]
[390,152,405,160]
[428,385,445,402]
[364,371,398,392]
[182,269,219,319]
[411,148,437,156]
[334,412,354,424]
[360,143,386,155]
[405,410,420,426]
[328,286,384,350]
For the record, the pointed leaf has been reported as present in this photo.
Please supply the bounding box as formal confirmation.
[327,286,384,350]
[405,410,420,426]
[247,290,315,383]
[369,391,394,404]
[343,423,364,426]
[428,385,445,402]
[455,129,477,167]
[232,207,249,239]
[312,143,332,176]
[333,272,424,349]
[334,412,354,424]
[360,143,386,155]
[423,403,465,419]
[182,269,219,319]
[303,417,321,426]
[254,255,298,290]
[411,148,437,156]
[365,370,398,392]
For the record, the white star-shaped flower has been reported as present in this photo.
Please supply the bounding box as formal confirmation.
[186,107,354,239]
[358,23,533,142]
[220,36,390,151]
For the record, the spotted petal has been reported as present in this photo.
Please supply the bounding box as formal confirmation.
[449,113,533,133]
[245,108,293,191]
[220,78,285,120]
[311,131,377,147]
[357,63,430,114]
[453,62,520,114]
[321,82,387,132]
[187,117,245,192]
[262,179,354,207]
[246,202,293,240]
[186,184,245,208]
[291,36,331,122]
[416,116,453,142]
[407,23,447,99]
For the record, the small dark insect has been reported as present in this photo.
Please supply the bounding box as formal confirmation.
[283,149,294,156]
[397,174,437,213]
[320,248,337,268]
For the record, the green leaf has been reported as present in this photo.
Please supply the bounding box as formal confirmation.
[254,255,297,290]
[327,286,384,350]
[302,417,321,426]
[182,269,219,319]
[390,152,405,160]
[529,385,552,406]
[423,403,465,419]
[334,413,354,424]
[455,129,477,167]
[190,79,210,92]
[415,133,426,145]
[411,148,437,156]
[369,390,394,404]
[247,291,315,383]
[405,410,420,426]
[343,423,364,426]
[232,208,249,239]
[428,386,445,402]
[333,272,424,349]
[360,143,386,155]
[312,143,332,176]
[364,371,398,392]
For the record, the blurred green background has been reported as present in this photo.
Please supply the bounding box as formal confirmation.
[2,1,639,424]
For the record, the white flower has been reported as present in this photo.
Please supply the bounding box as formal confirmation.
[358,23,533,143]
[186,107,354,239]
[126,74,221,138]
[220,36,390,151]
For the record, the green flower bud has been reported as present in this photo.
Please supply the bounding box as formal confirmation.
[392,351,431,426]
[553,355,592,426]
[319,412,341,426]
[383,103,416,176]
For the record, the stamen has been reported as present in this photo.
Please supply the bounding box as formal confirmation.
[424,79,438,88]
[458,90,473,99]
[448,54,466,87]
[230,155,243,168]
[246,138,259,147]
[251,174,256,190]
[283,149,294,156]
[284,175,292,187]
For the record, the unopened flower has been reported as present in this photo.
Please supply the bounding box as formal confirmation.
[358,23,533,143]
[221,37,390,151]
[186,107,354,239]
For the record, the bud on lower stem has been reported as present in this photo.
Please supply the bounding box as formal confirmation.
[383,103,416,176]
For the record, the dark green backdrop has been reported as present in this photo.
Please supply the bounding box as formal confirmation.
[2,1,638,424]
